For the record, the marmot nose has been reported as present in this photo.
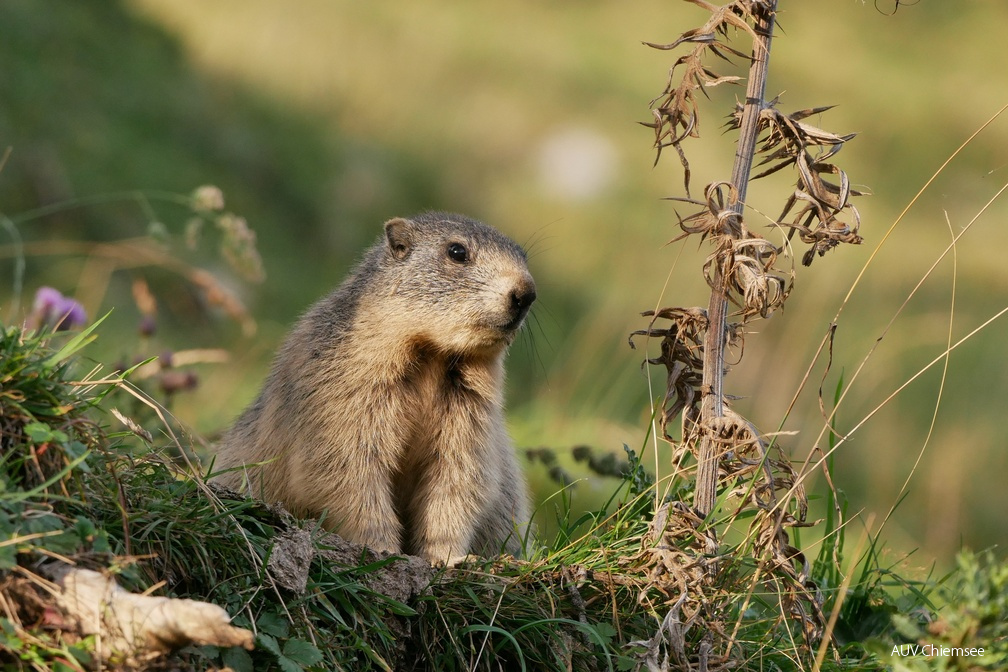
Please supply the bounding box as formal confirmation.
[510,285,537,315]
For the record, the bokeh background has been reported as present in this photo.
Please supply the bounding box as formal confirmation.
[2,0,1006,569]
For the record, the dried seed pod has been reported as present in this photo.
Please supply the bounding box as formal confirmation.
[159,370,198,395]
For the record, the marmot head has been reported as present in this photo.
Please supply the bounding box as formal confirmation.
[378,212,536,355]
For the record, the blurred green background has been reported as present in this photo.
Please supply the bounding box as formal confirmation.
[2,0,1006,568]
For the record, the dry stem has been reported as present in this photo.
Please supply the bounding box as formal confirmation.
[695,0,777,516]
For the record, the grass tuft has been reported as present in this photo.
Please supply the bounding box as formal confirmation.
[1,314,1003,671]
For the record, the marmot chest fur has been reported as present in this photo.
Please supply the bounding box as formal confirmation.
[213,212,535,563]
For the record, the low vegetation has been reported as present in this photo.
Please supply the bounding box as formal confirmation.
[1,317,1005,671]
[3,2,1007,671]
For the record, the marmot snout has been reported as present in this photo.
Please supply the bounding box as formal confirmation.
[213,212,534,563]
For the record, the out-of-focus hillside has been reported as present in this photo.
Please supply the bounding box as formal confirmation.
[3,0,1007,564]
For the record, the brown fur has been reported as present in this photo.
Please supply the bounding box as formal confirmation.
[213,212,534,563]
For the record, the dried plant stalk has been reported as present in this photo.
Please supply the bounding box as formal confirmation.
[634,1,867,659]
[694,0,776,516]
[642,0,861,514]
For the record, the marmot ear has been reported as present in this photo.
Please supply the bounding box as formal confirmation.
[384,218,414,260]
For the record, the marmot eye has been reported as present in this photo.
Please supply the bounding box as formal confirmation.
[447,242,469,263]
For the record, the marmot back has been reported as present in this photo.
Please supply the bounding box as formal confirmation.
[213,212,535,563]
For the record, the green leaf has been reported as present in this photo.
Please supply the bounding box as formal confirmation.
[64,441,91,472]
[74,516,96,539]
[1,617,19,637]
[0,545,17,570]
[258,636,311,672]
[90,528,112,553]
[43,311,109,370]
[381,597,417,617]
[616,655,638,671]
[257,633,283,657]
[222,645,254,672]
[257,610,289,638]
[44,529,82,555]
[23,422,68,444]
[890,614,922,641]
[592,620,618,646]
[282,638,323,666]
[276,656,303,672]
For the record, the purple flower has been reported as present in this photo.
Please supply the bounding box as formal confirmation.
[30,286,88,331]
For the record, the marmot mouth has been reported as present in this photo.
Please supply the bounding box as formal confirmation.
[499,311,529,333]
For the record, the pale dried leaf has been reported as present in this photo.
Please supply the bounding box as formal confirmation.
[48,565,254,664]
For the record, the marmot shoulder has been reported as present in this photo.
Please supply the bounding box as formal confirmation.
[213,212,535,563]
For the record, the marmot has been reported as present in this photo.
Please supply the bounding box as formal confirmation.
[213,212,535,564]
